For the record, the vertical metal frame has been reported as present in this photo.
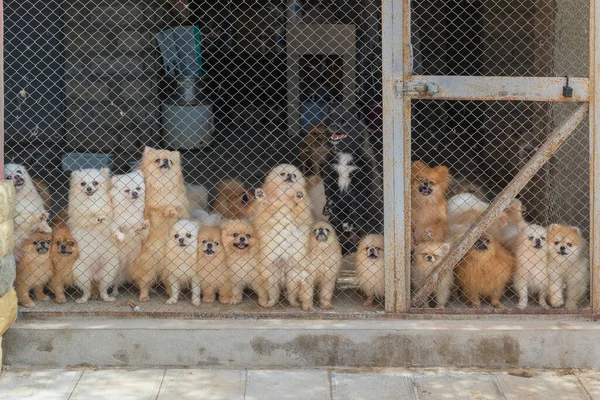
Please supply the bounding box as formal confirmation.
[0,0,4,177]
[382,0,410,312]
[590,0,599,310]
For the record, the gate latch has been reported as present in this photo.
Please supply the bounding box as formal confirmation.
[396,80,439,96]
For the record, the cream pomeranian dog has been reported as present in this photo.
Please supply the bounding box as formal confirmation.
[5,164,51,252]
[68,168,124,303]
[130,147,190,302]
[513,224,549,309]
[163,219,200,305]
[221,219,266,305]
[253,164,314,308]
[546,224,589,310]
[110,171,149,297]
[307,220,342,309]
[411,241,452,308]
[356,234,385,306]
[194,225,230,305]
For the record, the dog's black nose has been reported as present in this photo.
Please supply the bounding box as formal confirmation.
[86,187,93,193]
[207,242,213,248]
[286,173,294,182]
[239,236,245,243]
[560,246,566,251]
[160,159,170,169]
[132,191,139,199]
[535,238,542,247]
[426,255,433,262]
[60,244,67,251]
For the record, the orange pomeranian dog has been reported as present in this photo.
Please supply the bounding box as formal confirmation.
[455,235,515,308]
[15,231,53,307]
[49,217,80,304]
[211,177,254,220]
[411,161,451,244]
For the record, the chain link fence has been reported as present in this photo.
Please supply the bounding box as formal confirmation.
[4,0,593,316]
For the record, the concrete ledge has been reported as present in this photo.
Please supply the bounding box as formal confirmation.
[3,318,600,369]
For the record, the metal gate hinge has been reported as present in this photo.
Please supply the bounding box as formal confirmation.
[396,80,439,96]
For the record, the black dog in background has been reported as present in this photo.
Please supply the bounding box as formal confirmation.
[322,107,383,254]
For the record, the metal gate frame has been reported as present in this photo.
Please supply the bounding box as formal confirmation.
[381,0,600,313]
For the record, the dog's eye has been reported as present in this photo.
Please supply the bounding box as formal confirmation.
[80,182,86,187]
[567,242,572,247]
[136,187,141,191]
[125,189,131,193]
[233,233,238,237]
[246,234,251,238]
[541,237,546,241]
[174,234,179,239]
[555,241,560,245]
[280,172,286,177]
[529,236,534,240]
[186,233,191,238]
[68,241,75,246]
[215,242,219,246]
[16,170,22,174]
[5,176,10,180]
[46,240,51,244]
[92,181,99,186]
[33,241,39,245]
[202,240,207,244]
[155,158,161,163]
[57,240,62,245]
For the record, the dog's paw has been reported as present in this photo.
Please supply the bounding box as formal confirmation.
[54,296,67,304]
[96,215,107,224]
[75,297,89,304]
[139,294,151,303]
[20,300,36,308]
[320,301,332,310]
[135,221,150,235]
[254,188,265,199]
[165,298,178,305]
[164,207,178,217]
[229,297,242,305]
[192,298,201,307]
[114,230,125,242]
[103,296,116,303]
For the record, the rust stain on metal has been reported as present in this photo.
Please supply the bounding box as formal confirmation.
[411,103,589,308]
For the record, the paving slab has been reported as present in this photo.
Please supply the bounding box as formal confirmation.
[0,369,81,400]
[245,370,330,400]
[415,373,504,400]
[580,374,600,399]
[499,373,588,400]
[69,369,164,400]
[157,369,245,400]
[332,371,416,400]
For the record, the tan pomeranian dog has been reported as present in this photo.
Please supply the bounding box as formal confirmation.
[411,161,450,243]
[305,175,327,222]
[131,147,190,302]
[194,225,230,304]
[307,220,342,310]
[49,217,80,304]
[163,219,200,305]
[5,164,52,252]
[221,219,266,305]
[513,224,549,309]
[299,123,332,178]
[253,166,313,308]
[110,171,149,297]
[411,241,452,308]
[68,168,124,303]
[15,231,53,307]
[356,234,385,306]
[546,224,589,310]
[455,235,514,308]
[211,178,254,219]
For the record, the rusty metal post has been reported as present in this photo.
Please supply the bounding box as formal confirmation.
[382,0,409,312]
[590,0,600,310]
[412,103,589,308]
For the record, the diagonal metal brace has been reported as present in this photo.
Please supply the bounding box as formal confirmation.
[411,103,589,308]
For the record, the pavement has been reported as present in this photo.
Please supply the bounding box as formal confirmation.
[1,368,599,399]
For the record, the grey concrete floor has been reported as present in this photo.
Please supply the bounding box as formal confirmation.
[1,368,598,400]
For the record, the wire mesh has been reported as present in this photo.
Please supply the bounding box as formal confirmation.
[3,0,593,317]
[410,101,590,311]
[5,0,386,316]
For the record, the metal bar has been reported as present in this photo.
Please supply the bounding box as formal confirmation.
[400,76,589,102]
[0,0,4,179]
[411,103,589,308]
[590,0,600,311]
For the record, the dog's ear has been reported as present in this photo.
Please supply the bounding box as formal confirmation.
[111,175,118,185]
[574,226,583,237]
[548,224,559,233]
[143,146,154,155]
[171,151,181,164]
[100,168,110,178]
[411,160,427,174]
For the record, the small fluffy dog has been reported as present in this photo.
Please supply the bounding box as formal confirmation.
[221,219,266,305]
[307,220,342,309]
[211,178,254,219]
[49,217,80,304]
[299,123,332,178]
[110,171,149,297]
[15,231,53,307]
[411,242,452,308]
[131,147,190,302]
[254,166,313,308]
[163,219,200,305]
[356,234,385,306]
[546,224,589,310]
[513,224,549,309]
[306,175,327,222]
[5,164,51,251]
[411,160,450,244]
[194,225,230,304]
[68,168,123,303]
[455,235,514,308]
